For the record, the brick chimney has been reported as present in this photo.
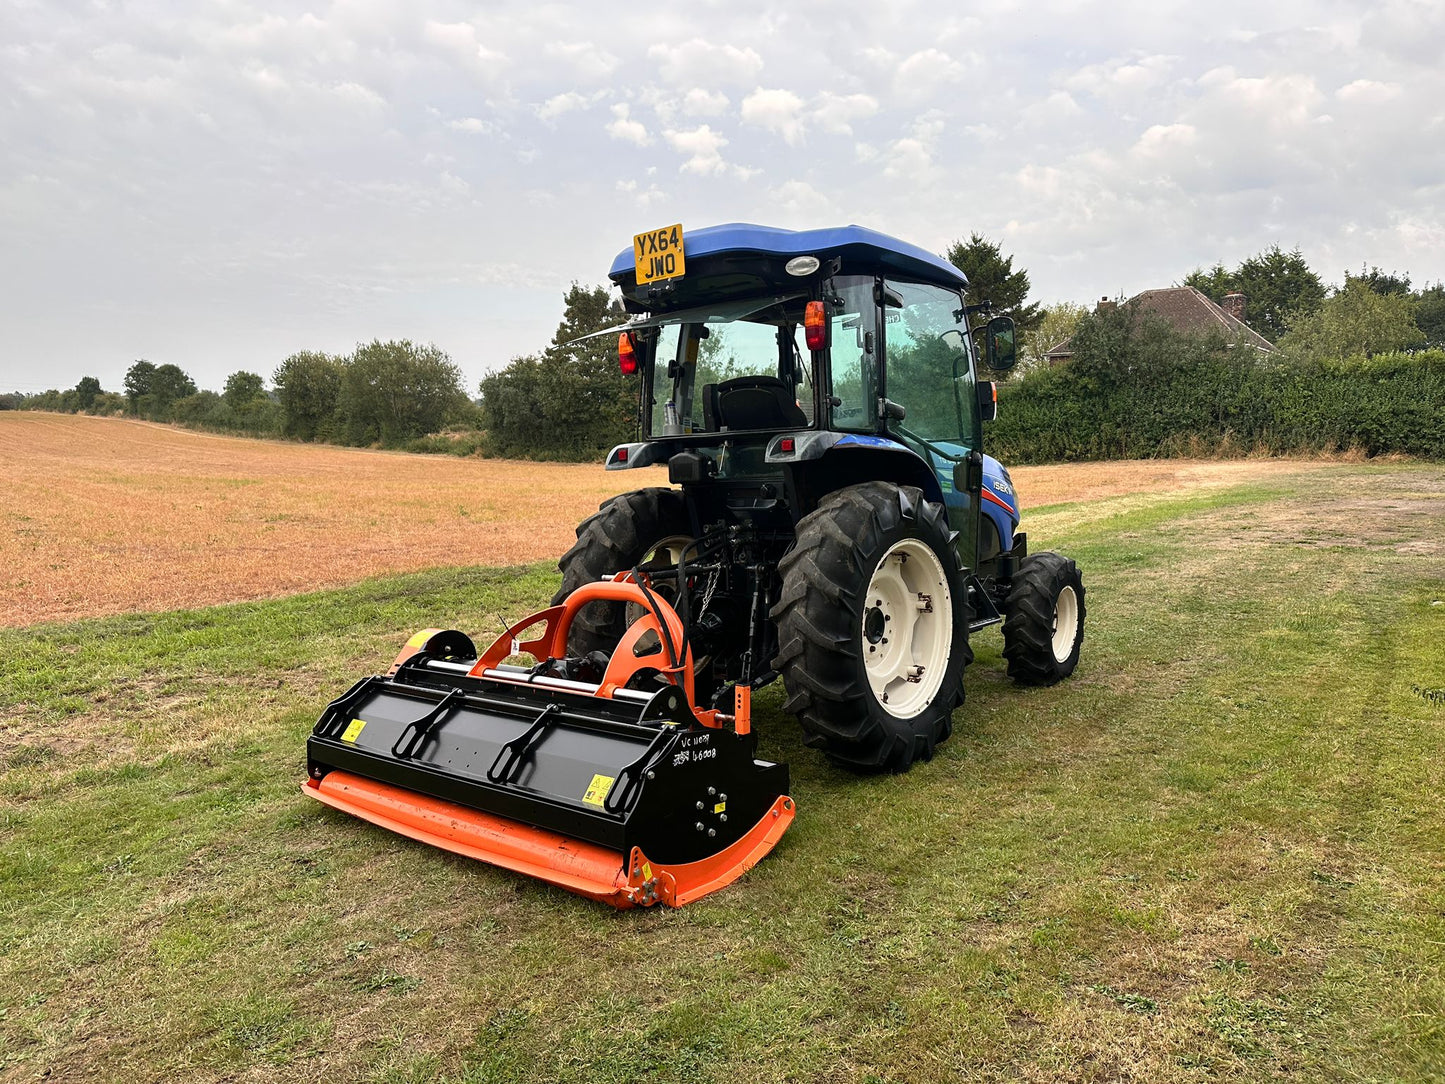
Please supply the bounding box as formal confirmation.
[1221,292,1246,321]
[1095,296,1117,314]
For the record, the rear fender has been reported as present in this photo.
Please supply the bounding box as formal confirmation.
[766,432,944,515]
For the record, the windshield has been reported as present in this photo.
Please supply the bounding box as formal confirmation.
[644,297,814,437]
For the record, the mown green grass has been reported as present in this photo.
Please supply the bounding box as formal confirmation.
[2,463,1443,1082]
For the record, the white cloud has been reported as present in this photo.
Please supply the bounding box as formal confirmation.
[812,92,878,135]
[543,41,618,81]
[682,88,729,116]
[664,124,729,174]
[617,179,666,207]
[606,103,649,145]
[647,39,763,86]
[769,179,834,216]
[740,87,806,144]
[447,116,495,135]
[1335,78,1402,103]
[438,170,469,195]
[536,91,588,121]
[421,20,504,65]
[1133,122,1198,157]
[893,48,966,103]
[1066,54,1177,97]
[1022,91,1084,125]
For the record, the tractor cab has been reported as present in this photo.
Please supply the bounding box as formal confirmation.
[604,223,1020,580]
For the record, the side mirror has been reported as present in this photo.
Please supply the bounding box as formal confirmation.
[953,449,984,494]
[940,329,966,354]
[984,315,1017,371]
[976,380,997,422]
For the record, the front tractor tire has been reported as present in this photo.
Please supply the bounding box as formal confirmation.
[771,483,971,773]
[553,487,691,656]
[1002,552,1086,686]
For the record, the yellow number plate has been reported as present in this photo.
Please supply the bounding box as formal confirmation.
[633,223,685,284]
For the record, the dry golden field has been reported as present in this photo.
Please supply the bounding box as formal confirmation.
[0,412,1336,626]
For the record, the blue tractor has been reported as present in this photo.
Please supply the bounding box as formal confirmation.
[302,223,1085,907]
[555,223,1086,771]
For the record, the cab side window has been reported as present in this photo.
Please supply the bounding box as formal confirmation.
[882,280,977,450]
[827,276,878,432]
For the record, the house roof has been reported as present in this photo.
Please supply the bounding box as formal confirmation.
[1046,286,1275,358]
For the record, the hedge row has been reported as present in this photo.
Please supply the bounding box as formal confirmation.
[988,311,1445,463]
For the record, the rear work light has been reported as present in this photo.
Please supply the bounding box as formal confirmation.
[804,300,826,350]
[618,333,638,375]
[779,437,796,454]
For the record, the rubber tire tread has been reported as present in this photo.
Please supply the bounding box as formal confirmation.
[770,482,971,773]
[1001,551,1086,686]
[552,487,690,656]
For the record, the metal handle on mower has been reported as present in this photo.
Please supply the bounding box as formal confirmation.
[485,703,561,784]
[603,724,675,814]
[391,688,465,760]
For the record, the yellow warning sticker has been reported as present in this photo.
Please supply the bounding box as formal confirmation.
[713,802,726,814]
[582,773,615,808]
[340,718,367,743]
[641,862,653,880]
[406,630,432,648]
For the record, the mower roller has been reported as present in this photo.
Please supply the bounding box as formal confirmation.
[304,221,1087,908]
[304,578,794,908]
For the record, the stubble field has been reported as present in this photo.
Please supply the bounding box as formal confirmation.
[1,413,1442,1083]
[0,413,1337,626]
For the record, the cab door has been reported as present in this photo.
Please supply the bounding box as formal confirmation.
[879,279,983,570]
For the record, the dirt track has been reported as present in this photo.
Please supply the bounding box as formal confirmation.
[0,413,1339,626]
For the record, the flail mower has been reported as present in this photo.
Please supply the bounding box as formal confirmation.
[304,223,1086,908]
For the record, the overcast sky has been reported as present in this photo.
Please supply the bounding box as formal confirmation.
[4,0,1443,395]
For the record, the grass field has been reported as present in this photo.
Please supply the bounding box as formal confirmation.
[2,434,1443,1080]
[0,413,1334,626]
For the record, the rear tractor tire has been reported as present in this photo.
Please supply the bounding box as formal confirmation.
[1002,552,1086,686]
[771,482,971,773]
[553,487,692,656]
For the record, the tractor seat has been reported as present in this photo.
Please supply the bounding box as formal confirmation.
[701,376,808,432]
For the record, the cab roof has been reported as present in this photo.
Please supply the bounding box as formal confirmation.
[608,223,968,291]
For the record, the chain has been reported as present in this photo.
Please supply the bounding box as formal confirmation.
[697,565,720,619]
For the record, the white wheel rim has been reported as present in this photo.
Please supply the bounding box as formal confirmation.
[1052,585,1079,663]
[861,538,953,719]
[626,535,694,625]
[644,535,692,570]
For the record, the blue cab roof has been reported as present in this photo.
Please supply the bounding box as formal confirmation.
[609,223,968,290]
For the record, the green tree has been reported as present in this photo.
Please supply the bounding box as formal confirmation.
[1183,246,1324,342]
[1355,265,1412,296]
[1181,262,1236,301]
[340,340,469,446]
[480,283,630,459]
[273,351,345,440]
[223,371,266,409]
[1279,277,1426,360]
[944,234,1042,333]
[1021,302,1087,371]
[74,376,102,411]
[148,364,198,419]
[1414,282,1445,349]
[124,360,157,412]
[90,392,126,416]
